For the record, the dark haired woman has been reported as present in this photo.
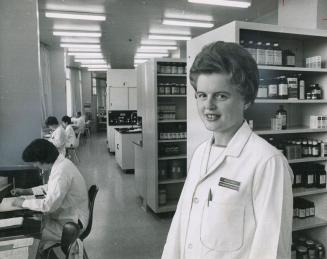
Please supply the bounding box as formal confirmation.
[62,115,77,148]
[45,116,66,156]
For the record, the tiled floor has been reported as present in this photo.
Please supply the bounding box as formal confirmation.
[77,132,172,259]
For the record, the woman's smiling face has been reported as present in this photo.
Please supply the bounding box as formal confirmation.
[196,73,246,135]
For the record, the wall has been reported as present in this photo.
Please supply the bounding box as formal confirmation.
[253,10,278,25]
[0,0,42,165]
[81,70,92,107]
[50,48,66,118]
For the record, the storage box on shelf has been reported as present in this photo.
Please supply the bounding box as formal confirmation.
[188,21,327,252]
[138,58,187,213]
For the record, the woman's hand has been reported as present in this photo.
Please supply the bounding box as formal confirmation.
[12,197,25,207]
[10,188,25,196]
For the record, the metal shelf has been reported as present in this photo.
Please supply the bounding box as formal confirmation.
[255,127,327,135]
[158,155,187,160]
[293,216,327,232]
[157,95,186,98]
[159,178,186,184]
[158,120,187,123]
[255,99,327,104]
[293,187,327,197]
[288,157,327,164]
[158,139,186,143]
[157,73,187,77]
[258,65,327,73]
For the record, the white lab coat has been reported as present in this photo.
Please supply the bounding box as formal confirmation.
[22,154,89,250]
[72,116,86,133]
[49,125,67,156]
[162,122,293,259]
[65,124,77,148]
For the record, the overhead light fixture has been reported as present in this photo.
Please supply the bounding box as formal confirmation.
[134,59,148,64]
[187,0,251,8]
[75,59,107,64]
[135,53,169,58]
[139,45,178,50]
[68,53,104,58]
[162,19,214,28]
[149,34,191,41]
[45,11,106,21]
[61,44,100,49]
[67,48,102,52]
[54,31,101,37]
[88,68,108,71]
[81,64,110,68]
[60,37,100,43]
[137,49,168,54]
[141,40,177,46]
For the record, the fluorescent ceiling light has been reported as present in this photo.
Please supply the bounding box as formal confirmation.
[135,53,169,58]
[45,12,106,21]
[60,37,100,43]
[88,68,108,71]
[149,34,191,41]
[162,19,214,28]
[54,31,101,37]
[139,45,178,50]
[164,11,213,21]
[137,49,168,54]
[187,0,251,8]
[61,44,100,48]
[67,48,102,52]
[81,64,110,68]
[53,24,101,31]
[68,53,104,58]
[75,59,107,64]
[134,59,148,64]
[141,40,177,46]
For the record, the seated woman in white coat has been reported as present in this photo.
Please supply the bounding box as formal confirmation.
[12,139,89,258]
[45,116,66,156]
[61,115,77,148]
[162,42,293,259]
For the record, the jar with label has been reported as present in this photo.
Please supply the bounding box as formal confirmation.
[302,140,309,157]
[171,63,178,74]
[316,165,327,188]
[159,167,168,180]
[273,42,282,66]
[296,246,308,259]
[287,76,298,99]
[256,41,265,65]
[159,189,167,205]
[312,140,320,157]
[165,63,172,74]
[308,140,313,156]
[264,42,274,65]
[160,64,166,74]
[171,83,180,95]
[305,169,315,188]
[271,115,282,130]
[276,105,287,129]
[177,64,184,74]
[158,83,165,95]
[180,83,186,95]
[257,79,268,98]
[245,40,257,62]
[268,78,278,98]
[164,84,171,95]
[298,74,305,100]
[294,169,303,187]
[278,76,288,99]
[313,83,322,99]
[283,49,296,66]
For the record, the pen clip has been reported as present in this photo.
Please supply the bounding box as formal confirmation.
[207,189,212,206]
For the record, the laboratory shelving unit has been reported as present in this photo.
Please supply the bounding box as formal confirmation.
[187,21,327,250]
[140,58,187,213]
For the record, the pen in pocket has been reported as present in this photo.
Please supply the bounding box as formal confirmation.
[207,188,213,206]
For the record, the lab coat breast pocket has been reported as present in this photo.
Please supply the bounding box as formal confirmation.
[200,202,245,252]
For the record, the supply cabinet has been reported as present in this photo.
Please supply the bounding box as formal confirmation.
[188,21,327,252]
[138,58,187,213]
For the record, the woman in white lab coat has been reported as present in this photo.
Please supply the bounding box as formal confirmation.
[12,139,89,258]
[62,115,77,148]
[46,116,67,156]
[162,42,293,259]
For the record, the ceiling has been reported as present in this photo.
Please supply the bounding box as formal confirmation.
[38,0,278,69]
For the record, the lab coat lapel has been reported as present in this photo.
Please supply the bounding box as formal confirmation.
[200,121,253,181]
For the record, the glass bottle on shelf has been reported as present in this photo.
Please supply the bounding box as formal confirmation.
[264,42,274,65]
[283,49,296,67]
[256,41,265,65]
[297,74,305,100]
[257,79,268,98]
[276,105,287,129]
[273,42,282,66]
[278,76,288,99]
[268,78,278,99]
[244,40,257,62]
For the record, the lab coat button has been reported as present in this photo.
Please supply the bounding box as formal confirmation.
[188,244,193,249]
[193,197,199,204]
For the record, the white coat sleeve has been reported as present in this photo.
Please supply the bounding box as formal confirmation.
[22,170,72,213]
[31,184,48,196]
[249,155,293,259]
[49,129,66,149]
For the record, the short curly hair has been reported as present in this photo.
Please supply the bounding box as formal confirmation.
[22,139,59,164]
[62,115,72,124]
[45,116,59,127]
[189,41,259,104]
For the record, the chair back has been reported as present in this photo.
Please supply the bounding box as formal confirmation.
[61,222,80,257]
[80,185,98,241]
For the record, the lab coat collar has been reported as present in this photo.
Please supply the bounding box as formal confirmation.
[200,121,252,179]
[51,154,65,171]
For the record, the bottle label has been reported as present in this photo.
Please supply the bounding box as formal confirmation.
[257,87,268,98]
[257,49,265,64]
[276,114,287,127]
[268,84,278,96]
[308,174,314,184]
[313,147,319,156]
[320,175,326,184]
[273,50,282,65]
[286,56,295,66]
[310,207,315,216]
[278,84,288,95]
[296,175,301,184]
[265,50,274,65]
[299,209,306,218]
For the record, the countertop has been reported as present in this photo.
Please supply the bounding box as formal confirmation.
[115,127,142,134]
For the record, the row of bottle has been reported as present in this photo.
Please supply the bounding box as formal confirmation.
[293,198,315,219]
[309,115,327,129]
[291,163,326,188]
[159,160,185,180]
[159,124,187,140]
[158,83,187,95]
[240,40,295,66]
[292,236,325,259]
[157,63,186,74]
[271,105,287,130]
[158,104,176,120]
[257,75,323,100]
[159,143,182,156]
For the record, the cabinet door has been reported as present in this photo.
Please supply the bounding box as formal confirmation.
[107,69,136,87]
[109,87,128,110]
[128,87,137,110]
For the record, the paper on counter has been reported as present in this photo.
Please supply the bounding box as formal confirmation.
[0,196,34,212]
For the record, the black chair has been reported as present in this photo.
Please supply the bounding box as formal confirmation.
[45,222,81,259]
[80,185,98,241]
